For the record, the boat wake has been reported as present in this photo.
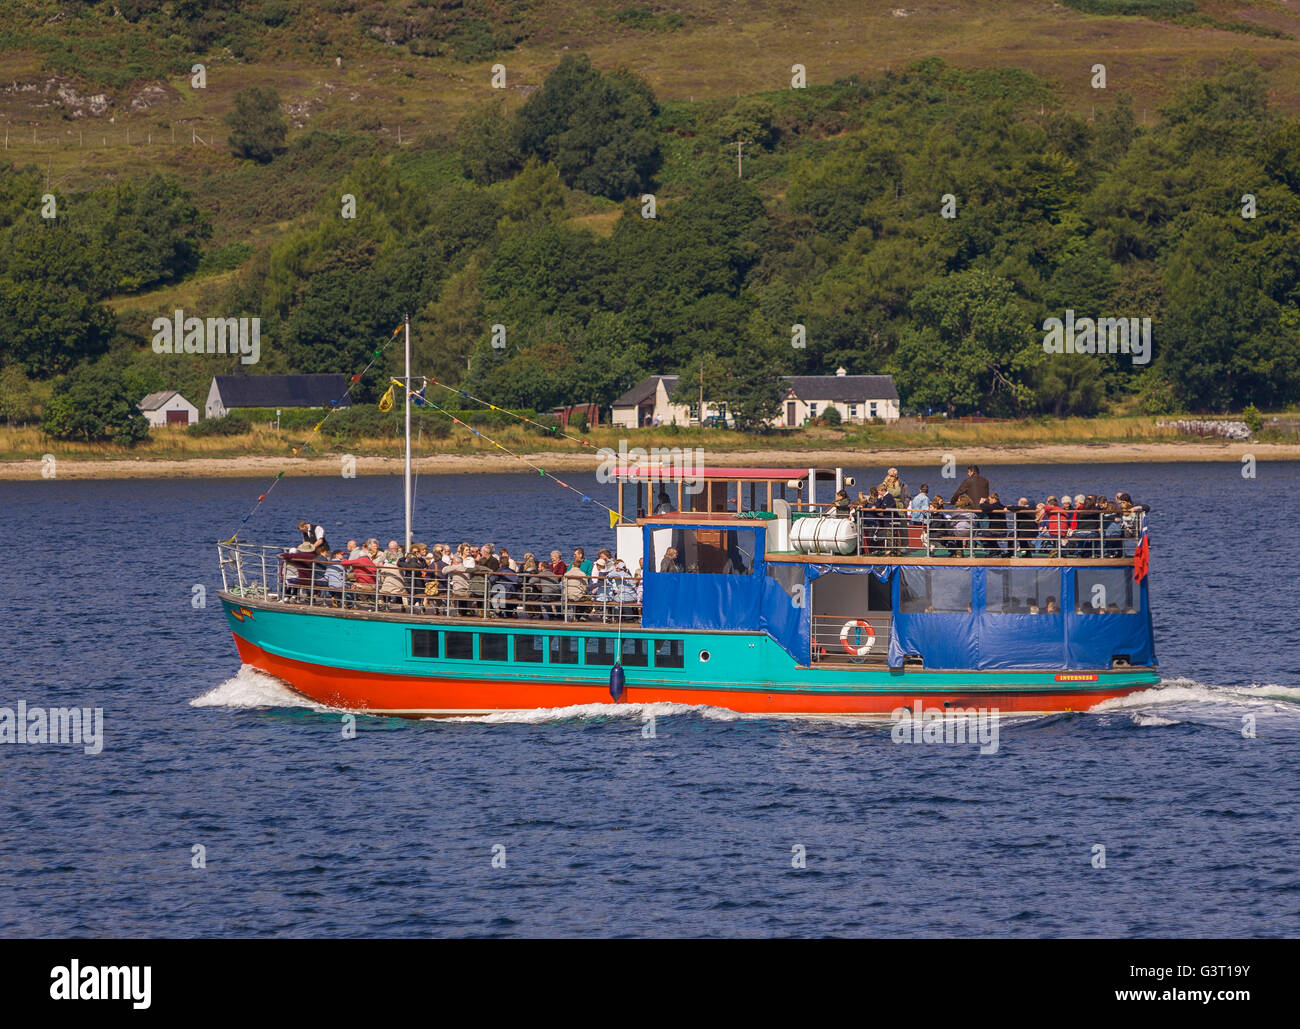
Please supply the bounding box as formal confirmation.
[1091,677,1300,730]
[190,665,333,712]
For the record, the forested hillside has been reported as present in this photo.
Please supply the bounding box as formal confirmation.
[2,0,1300,436]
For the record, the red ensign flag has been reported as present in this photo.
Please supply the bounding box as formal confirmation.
[1133,534,1149,582]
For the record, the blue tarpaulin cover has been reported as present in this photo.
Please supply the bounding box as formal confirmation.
[641,537,1156,671]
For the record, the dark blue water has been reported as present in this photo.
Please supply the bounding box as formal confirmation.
[2,461,1297,937]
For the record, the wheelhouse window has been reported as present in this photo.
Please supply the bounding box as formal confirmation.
[1074,569,1136,614]
[654,639,684,668]
[514,634,544,662]
[479,633,508,661]
[899,568,972,613]
[987,569,1062,615]
[661,528,758,574]
[411,629,438,658]
[443,631,474,660]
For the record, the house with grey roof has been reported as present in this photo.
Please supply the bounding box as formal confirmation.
[611,374,733,428]
[777,369,899,426]
[205,374,352,420]
[137,389,199,428]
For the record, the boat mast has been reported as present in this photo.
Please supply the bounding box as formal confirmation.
[404,312,412,552]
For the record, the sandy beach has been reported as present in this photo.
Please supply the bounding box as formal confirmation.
[3,442,1296,479]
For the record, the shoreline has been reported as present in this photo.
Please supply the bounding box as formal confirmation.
[2,441,1294,479]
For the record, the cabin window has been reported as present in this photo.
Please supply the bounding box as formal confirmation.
[479,633,508,661]
[514,634,544,662]
[585,637,618,665]
[1074,569,1136,614]
[441,631,474,659]
[654,639,684,668]
[663,528,758,574]
[411,629,438,658]
[621,638,650,667]
[549,635,580,664]
[443,631,474,659]
[986,569,1062,615]
[899,567,971,613]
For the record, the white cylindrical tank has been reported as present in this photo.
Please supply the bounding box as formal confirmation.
[788,515,856,555]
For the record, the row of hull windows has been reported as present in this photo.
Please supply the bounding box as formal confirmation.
[412,630,685,668]
[899,568,1140,614]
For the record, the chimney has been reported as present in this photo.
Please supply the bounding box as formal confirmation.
[835,366,847,377]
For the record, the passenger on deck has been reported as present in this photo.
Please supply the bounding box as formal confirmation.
[654,490,676,514]
[298,519,326,549]
[948,496,975,555]
[339,541,378,600]
[978,492,1008,555]
[950,466,990,507]
[658,546,680,573]
[446,553,471,616]
[1045,597,1060,614]
[826,488,852,517]
[398,547,428,611]
[908,484,931,524]
[489,559,518,617]
[319,542,346,605]
[1005,497,1037,556]
[572,547,592,575]
[563,562,591,613]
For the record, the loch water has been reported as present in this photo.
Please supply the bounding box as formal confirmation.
[1,460,1297,937]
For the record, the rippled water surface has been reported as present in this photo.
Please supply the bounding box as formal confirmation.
[1,461,1297,937]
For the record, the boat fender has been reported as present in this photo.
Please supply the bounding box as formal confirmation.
[609,663,626,703]
[839,620,875,657]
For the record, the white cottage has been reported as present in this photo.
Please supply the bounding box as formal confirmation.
[610,374,732,428]
[137,390,199,428]
[776,370,899,426]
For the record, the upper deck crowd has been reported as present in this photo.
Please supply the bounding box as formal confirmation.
[823,465,1149,558]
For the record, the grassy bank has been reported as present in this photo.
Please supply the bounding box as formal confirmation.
[4,414,1293,464]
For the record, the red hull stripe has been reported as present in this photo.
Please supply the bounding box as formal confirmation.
[232,635,1144,716]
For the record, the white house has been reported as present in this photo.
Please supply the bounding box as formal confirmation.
[775,370,899,426]
[610,375,732,428]
[137,390,199,428]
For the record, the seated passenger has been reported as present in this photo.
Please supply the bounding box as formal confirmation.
[653,490,676,514]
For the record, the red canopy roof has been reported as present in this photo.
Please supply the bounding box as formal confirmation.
[619,466,835,481]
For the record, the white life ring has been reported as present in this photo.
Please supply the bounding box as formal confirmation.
[839,619,876,657]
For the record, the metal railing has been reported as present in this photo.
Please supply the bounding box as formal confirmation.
[811,613,892,664]
[797,508,1149,560]
[217,543,643,624]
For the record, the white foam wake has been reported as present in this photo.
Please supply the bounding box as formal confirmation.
[190,665,332,711]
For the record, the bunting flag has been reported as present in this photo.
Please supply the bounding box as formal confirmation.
[377,384,395,412]
[421,376,600,450]
[388,378,620,526]
[1133,532,1149,583]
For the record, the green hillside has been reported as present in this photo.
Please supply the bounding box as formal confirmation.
[2,0,1300,441]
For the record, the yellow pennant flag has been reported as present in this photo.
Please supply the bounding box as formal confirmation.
[609,509,620,529]
[378,384,395,412]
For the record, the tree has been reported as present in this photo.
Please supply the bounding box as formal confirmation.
[458,100,522,184]
[890,270,1036,416]
[41,363,149,444]
[0,223,115,377]
[515,55,661,199]
[226,86,288,163]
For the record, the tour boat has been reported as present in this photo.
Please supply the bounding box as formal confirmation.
[216,324,1158,717]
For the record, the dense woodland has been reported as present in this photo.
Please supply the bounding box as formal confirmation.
[3,29,1300,438]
